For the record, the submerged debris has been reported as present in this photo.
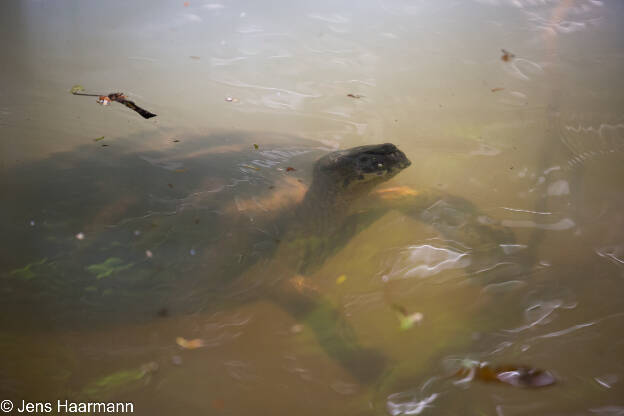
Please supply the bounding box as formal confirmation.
[176,337,205,349]
[93,136,105,142]
[491,87,505,93]
[85,257,134,279]
[347,93,363,99]
[81,362,158,399]
[71,87,157,119]
[9,258,48,280]
[286,166,296,172]
[391,304,423,330]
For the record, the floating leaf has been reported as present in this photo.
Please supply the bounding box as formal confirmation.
[347,93,363,99]
[189,56,201,60]
[93,136,105,142]
[501,49,515,62]
[85,257,134,279]
[454,362,556,388]
[391,304,423,330]
[399,312,423,330]
[253,143,259,149]
[286,166,296,172]
[241,164,260,171]
[336,274,347,285]
[176,337,205,349]
[491,87,505,92]
[70,85,85,94]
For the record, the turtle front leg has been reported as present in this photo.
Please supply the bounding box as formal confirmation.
[267,276,389,383]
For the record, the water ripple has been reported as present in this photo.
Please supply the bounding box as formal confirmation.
[381,244,471,281]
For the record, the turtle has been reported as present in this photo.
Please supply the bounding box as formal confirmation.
[194,142,516,382]
[1,139,516,385]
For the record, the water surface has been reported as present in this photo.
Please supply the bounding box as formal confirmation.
[1,0,624,414]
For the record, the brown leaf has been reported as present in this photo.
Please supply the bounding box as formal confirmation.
[454,363,556,388]
[501,49,515,62]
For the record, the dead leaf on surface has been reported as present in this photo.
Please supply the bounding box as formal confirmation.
[453,362,556,388]
[501,49,515,62]
[491,87,505,92]
[241,164,260,171]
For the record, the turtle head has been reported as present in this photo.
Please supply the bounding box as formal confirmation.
[314,143,411,197]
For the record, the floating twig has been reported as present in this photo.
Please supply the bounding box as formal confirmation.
[70,86,157,119]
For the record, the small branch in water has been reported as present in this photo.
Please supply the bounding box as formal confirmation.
[71,89,157,119]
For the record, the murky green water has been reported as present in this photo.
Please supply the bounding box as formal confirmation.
[1,0,624,414]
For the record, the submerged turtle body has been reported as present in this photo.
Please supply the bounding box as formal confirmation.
[222,143,514,381]
[2,139,516,384]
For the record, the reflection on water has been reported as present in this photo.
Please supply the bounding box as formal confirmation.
[1,0,624,414]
